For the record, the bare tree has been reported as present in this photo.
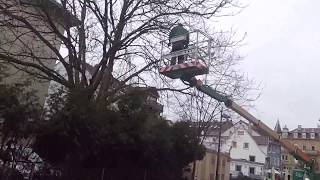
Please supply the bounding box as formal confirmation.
[0,0,243,105]
[169,28,257,136]
[0,0,260,179]
[175,75,256,180]
[168,28,259,179]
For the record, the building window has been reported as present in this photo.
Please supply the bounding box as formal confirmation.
[282,155,288,160]
[265,157,271,167]
[306,133,310,139]
[298,133,302,138]
[311,133,315,139]
[303,145,306,150]
[282,132,288,138]
[236,165,242,171]
[302,133,306,139]
[232,141,237,148]
[249,156,256,162]
[243,143,249,149]
[312,146,315,151]
[249,167,255,174]
[293,133,298,138]
[238,131,244,135]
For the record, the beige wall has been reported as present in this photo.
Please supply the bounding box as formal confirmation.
[0,0,66,105]
[281,148,296,179]
[282,139,320,172]
[184,150,230,180]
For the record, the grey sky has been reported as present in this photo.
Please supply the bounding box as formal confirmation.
[220,0,320,130]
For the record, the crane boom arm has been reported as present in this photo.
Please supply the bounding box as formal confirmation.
[189,78,312,164]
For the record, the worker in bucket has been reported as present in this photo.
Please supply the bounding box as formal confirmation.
[169,23,190,65]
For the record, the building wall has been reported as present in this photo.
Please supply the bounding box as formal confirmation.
[0,0,66,106]
[260,145,268,156]
[219,121,267,179]
[221,122,267,164]
[289,139,320,154]
[280,126,320,179]
[283,139,320,171]
[204,120,282,179]
[252,124,282,170]
[230,159,264,177]
[184,150,230,180]
[281,148,296,179]
[267,141,282,169]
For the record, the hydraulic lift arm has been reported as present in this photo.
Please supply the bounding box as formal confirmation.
[187,77,313,165]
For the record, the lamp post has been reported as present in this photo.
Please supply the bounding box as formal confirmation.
[215,106,230,180]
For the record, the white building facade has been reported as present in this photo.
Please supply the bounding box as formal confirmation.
[203,118,284,179]
[218,121,268,179]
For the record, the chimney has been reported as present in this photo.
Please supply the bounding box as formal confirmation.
[298,125,302,130]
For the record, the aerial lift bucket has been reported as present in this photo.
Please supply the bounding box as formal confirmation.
[159,29,212,79]
[159,59,208,79]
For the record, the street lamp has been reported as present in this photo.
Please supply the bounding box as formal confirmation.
[215,106,230,180]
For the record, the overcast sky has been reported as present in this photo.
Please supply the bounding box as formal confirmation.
[219,0,320,130]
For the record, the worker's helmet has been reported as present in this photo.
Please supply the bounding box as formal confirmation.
[169,24,189,40]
